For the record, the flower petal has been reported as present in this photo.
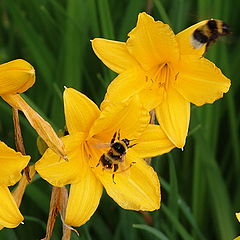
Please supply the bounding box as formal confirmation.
[65,167,103,227]
[64,88,100,135]
[2,94,67,160]
[95,151,160,211]
[175,55,230,106]
[236,212,240,223]
[100,68,146,110]
[126,12,179,71]
[176,20,208,56]
[138,81,163,111]
[90,95,150,141]
[35,133,88,187]
[0,59,35,95]
[0,141,30,186]
[0,186,23,228]
[155,87,190,148]
[91,39,139,74]
[133,124,175,158]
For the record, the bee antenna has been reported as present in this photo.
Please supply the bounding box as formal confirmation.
[128,143,137,148]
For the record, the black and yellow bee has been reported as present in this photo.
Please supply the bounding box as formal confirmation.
[96,130,136,184]
[190,19,230,50]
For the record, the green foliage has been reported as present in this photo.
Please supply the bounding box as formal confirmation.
[0,0,239,239]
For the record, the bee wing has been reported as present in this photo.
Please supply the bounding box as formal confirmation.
[92,143,111,149]
[190,35,205,49]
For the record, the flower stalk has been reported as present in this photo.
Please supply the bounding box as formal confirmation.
[42,186,76,240]
[12,108,31,182]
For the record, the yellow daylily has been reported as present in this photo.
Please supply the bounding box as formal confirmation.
[0,59,66,159]
[35,88,175,227]
[92,12,230,148]
[0,141,30,228]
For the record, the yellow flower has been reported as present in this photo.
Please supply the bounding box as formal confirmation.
[237,212,240,223]
[0,141,30,228]
[0,59,35,95]
[35,88,175,227]
[92,12,230,148]
[234,212,240,240]
[0,59,66,159]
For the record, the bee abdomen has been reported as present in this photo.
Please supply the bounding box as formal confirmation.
[108,151,121,160]
[193,29,209,43]
[100,154,112,168]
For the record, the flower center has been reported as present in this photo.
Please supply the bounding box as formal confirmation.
[153,63,173,90]
[86,134,136,183]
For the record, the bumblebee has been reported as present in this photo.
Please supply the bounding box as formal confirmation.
[190,19,230,50]
[96,130,136,184]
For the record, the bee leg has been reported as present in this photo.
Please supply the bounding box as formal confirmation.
[114,162,136,175]
[96,162,100,167]
[113,164,119,172]
[130,161,136,167]
[112,164,119,184]
[112,174,116,184]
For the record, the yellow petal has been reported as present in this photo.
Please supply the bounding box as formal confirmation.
[175,55,230,106]
[100,68,146,110]
[176,20,208,56]
[133,124,175,158]
[95,151,160,211]
[63,88,100,135]
[90,95,150,141]
[234,237,240,240]
[126,12,179,71]
[0,166,35,230]
[0,141,30,186]
[155,87,190,148]
[35,133,88,187]
[0,186,23,228]
[138,81,164,111]
[0,165,35,230]
[2,94,67,160]
[236,212,240,223]
[91,39,139,74]
[0,59,35,95]
[65,167,103,227]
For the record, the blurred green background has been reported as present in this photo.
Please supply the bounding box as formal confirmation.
[0,0,239,239]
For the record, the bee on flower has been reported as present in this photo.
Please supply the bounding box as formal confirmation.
[35,87,175,227]
[92,12,231,149]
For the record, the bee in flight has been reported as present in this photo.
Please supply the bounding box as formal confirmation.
[96,130,136,184]
[190,19,230,50]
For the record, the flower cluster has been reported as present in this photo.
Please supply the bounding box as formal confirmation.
[0,12,231,235]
